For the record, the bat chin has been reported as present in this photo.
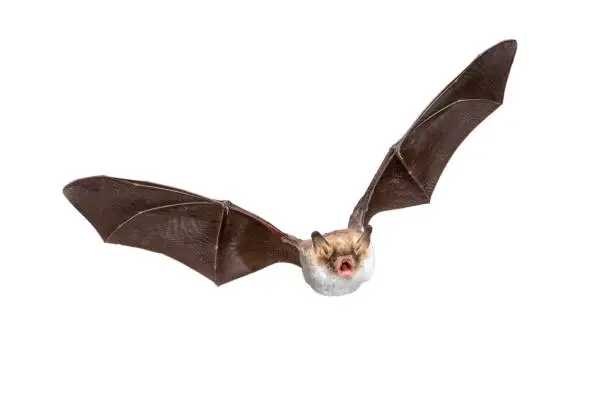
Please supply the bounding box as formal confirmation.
[338,270,355,278]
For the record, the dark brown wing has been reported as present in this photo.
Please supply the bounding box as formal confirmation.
[349,39,517,229]
[63,176,301,286]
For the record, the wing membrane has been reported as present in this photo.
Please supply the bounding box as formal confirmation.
[349,40,517,228]
[64,176,301,285]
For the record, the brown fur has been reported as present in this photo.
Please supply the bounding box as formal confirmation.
[311,228,371,272]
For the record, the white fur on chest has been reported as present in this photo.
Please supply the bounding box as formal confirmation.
[299,245,375,296]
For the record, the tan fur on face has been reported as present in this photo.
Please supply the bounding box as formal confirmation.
[312,228,371,270]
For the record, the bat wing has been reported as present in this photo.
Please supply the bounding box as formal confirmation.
[63,176,301,285]
[349,39,517,229]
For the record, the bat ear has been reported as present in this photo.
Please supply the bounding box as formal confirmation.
[357,225,373,248]
[311,231,332,258]
[311,231,330,248]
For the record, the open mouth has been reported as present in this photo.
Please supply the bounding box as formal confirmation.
[337,258,354,277]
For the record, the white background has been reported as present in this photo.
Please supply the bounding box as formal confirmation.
[1,1,611,407]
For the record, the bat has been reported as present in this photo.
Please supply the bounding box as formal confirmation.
[63,39,517,296]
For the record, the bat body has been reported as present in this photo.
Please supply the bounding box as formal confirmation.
[63,40,517,296]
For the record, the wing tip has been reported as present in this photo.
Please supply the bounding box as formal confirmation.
[499,38,517,48]
[63,175,109,201]
[478,39,518,104]
[487,39,518,57]
[485,39,518,71]
[63,175,113,241]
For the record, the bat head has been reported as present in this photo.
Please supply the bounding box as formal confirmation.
[310,225,373,279]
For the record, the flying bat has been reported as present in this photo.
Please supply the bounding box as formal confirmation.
[63,39,517,296]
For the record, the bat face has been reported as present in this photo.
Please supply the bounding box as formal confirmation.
[300,227,375,296]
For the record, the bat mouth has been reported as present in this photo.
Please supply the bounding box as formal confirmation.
[336,258,355,277]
